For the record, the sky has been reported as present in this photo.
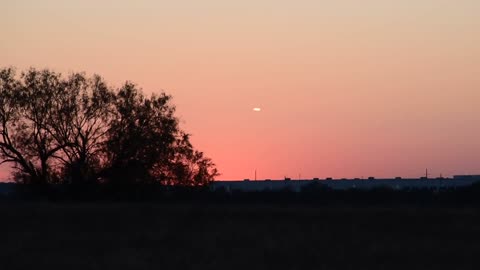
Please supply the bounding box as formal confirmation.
[1,0,480,180]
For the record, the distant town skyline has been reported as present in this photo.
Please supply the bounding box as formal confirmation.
[2,0,480,180]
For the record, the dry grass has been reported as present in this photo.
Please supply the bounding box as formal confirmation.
[0,203,479,270]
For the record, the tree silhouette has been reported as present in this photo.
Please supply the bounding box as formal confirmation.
[0,68,74,184]
[0,67,218,187]
[53,73,114,185]
[105,82,218,186]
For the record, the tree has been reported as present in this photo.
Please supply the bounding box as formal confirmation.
[52,73,114,185]
[0,67,218,187]
[152,132,218,186]
[105,82,218,186]
[0,68,73,184]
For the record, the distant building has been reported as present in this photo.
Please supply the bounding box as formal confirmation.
[453,175,480,180]
[211,175,480,192]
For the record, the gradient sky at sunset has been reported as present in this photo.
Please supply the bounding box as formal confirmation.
[2,0,480,180]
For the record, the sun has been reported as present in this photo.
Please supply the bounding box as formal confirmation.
[253,108,261,112]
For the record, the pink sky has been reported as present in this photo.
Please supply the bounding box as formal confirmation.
[1,0,480,180]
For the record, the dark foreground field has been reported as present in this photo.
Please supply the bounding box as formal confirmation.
[1,203,479,270]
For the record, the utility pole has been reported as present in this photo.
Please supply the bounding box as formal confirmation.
[255,169,257,181]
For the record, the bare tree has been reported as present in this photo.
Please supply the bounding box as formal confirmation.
[53,73,114,185]
[0,68,71,184]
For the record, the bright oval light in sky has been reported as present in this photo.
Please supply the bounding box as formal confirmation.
[253,108,261,112]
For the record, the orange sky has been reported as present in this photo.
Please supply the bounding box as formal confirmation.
[1,0,480,180]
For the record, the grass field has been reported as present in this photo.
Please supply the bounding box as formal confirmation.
[0,203,479,270]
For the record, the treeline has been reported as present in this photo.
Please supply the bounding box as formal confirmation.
[2,181,480,204]
[207,182,480,205]
[0,68,218,189]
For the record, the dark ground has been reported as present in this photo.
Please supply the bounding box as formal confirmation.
[0,203,479,270]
